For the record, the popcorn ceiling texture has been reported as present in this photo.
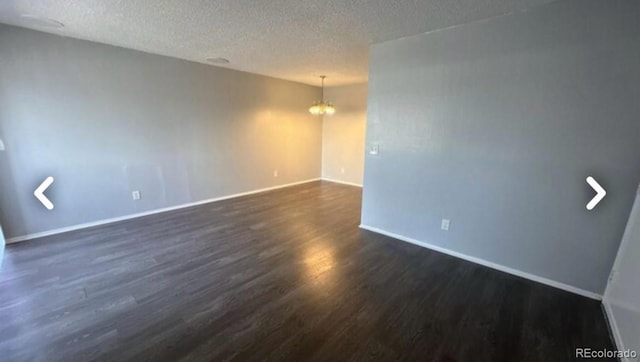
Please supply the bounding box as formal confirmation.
[0,0,554,85]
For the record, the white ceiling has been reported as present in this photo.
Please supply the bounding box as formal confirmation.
[0,0,555,86]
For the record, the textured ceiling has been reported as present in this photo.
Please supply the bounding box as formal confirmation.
[0,0,555,86]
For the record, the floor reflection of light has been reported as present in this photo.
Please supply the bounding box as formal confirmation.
[302,241,337,292]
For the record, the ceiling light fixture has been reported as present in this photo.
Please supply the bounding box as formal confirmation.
[19,14,64,29]
[206,57,230,65]
[309,75,335,116]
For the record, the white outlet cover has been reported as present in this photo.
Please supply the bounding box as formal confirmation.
[0,138,5,151]
[273,170,278,177]
[132,191,141,200]
[369,144,379,155]
[441,219,450,231]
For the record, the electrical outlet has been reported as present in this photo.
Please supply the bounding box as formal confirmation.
[340,167,345,174]
[369,144,379,155]
[273,170,278,177]
[0,138,5,151]
[441,219,450,231]
[132,190,141,200]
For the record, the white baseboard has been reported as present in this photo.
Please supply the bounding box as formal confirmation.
[359,224,602,300]
[6,178,321,244]
[321,178,363,188]
[602,300,627,359]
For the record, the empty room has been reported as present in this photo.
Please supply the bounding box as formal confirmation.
[1,0,639,361]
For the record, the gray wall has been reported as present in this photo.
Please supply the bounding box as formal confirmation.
[362,0,640,294]
[321,84,367,185]
[0,25,322,240]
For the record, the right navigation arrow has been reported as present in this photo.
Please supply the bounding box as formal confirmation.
[586,176,606,211]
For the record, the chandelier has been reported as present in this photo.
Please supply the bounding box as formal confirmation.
[309,75,336,116]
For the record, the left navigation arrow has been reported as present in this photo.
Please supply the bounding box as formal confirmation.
[34,176,54,210]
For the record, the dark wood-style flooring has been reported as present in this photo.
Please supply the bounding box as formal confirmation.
[0,181,614,361]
